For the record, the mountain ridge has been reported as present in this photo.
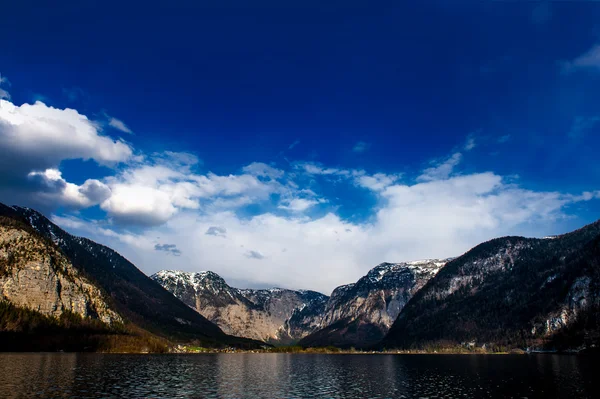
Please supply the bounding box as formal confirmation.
[2,201,599,352]
[298,259,449,348]
[151,269,328,344]
[380,218,600,351]
[153,258,450,347]
[0,203,265,349]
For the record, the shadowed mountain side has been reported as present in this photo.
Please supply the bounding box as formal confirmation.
[380,219,600,352]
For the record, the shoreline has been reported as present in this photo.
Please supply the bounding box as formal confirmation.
[0,350,587,355]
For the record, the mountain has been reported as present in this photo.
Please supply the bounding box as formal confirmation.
[298,260,448,348]
[153,259,448,348]
[0,216,121,325]
[0,203,263,349]
[151,270,328,344]
[380,220,600,352]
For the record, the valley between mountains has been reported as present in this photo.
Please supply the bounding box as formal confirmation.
[150,258,447,347]
[1,201,599,353]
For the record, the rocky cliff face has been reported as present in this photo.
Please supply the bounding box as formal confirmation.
[298,260,448,348]
[381,220,600,351]
[0,203,266,348]
[151,270,328,344]
[0,218,121,325]
[154,259,448,347]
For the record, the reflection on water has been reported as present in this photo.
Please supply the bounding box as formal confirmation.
[0,353,598,398]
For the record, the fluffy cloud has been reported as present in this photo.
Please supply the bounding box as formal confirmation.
[95,157,286,225]
[0,101,281,219]
[2,92,598,293]
[0,99,132,183]
[27,169,111,208]
[55,168,600,293]
[101,184,179,226]
[278,198,320,212]
[242,162,285,179]
[355,173,400,192]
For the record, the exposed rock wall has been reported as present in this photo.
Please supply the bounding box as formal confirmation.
[151,270,327,344]
[0,225,121,325]
[298,260,448,348]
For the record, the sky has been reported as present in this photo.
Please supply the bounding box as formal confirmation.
[1,1,600,294]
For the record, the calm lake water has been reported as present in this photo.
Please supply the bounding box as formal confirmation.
[0,353,597,398]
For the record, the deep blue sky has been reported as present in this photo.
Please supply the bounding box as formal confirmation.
[2,1,598,184]
[1,1,600,290]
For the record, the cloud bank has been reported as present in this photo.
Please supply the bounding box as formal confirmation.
[1,94,599,293]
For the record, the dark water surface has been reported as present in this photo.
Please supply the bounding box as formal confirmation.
[0,353,597,398]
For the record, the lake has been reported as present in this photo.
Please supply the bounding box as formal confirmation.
[0,353,597,398]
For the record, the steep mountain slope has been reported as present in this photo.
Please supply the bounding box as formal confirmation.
[380,220,600,351]
[298,260,448,348]
[151,270,327,344]
[0,203,261,348]
[0,216,121,324]
[0,212,171,352]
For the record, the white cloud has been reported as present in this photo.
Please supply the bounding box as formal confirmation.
[299,162,351,177]
[54,167,600,293]
[355,173,400,192]
[278,198,320,212]
[153,151,200,167]
[298,162,399,191]
[562,44,600,73]
[0,99,132,181]
[2,89,598,293]
[242,162,284,179]
[352,141,370,153]
[91,157,286,225]
[108,116,133,134]
[27,169,111,208]
[101,184,179,226]
[417,152,462,182]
